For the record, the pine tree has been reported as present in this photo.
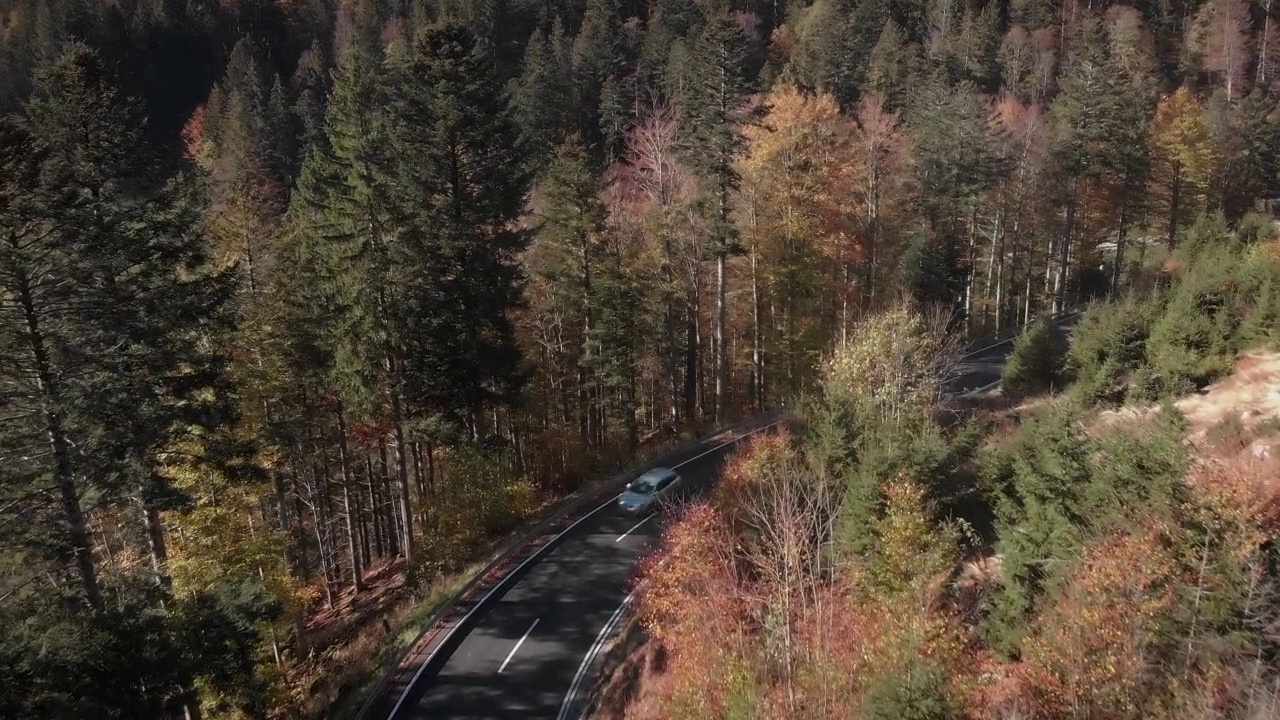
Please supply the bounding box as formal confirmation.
[676,9,757,424]
[388,21,530,422]
[1,43,237,605]
[905,74,1004,317]
[784,0,886,110]
[288,32,419,561]
[530,136,609,445]
[866,19,917,107]
[571,0,624,150]
[511,22,574,166]
[987,404,1091,655]
[1047,18,1152,304]
[0,45,240,717]
[1218,89,1280,219]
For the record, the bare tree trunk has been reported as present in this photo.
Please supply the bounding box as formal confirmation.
[141,500,172,593]
[309,464,336,608]
[684,285,699,421]
[1111,180,1132,296]
[1261,0,1274,86]
[387,383,413,563]
[366,455,383,561]
[1054,185,1077,314]
[715,248,727,425]
[377,441,400,557]
[751,243,764,409]
[336,404,364,593]
[1167,164,1182,250]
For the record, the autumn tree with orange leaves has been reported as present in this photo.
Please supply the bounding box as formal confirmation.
[1150,87,1218,249]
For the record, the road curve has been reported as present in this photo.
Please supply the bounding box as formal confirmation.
[383,418,780,720]
[381,317,1074,720]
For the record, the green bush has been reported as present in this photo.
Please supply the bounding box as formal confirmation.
[1084,403,1190,524]
[1178,212,1238,266]
[1125,363,1162,403]
[1146,242,1243,393]
[1067,297,1160,406]
[1237,244,1280,348]
[1234,211,1275,245]
[1001,319,1069,399]
[1065,213,1276,403]
[861,656,959,720]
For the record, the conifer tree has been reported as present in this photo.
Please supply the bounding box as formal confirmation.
[676,8,757,423]
[905,74,1003,317]
[866,19,917,107]
[288,32,420,560]
[511,22,574,165]
[572,0,624,148]
[388,21,530,422]
[1,44,237,606]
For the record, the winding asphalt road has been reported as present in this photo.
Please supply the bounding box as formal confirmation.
[383,314,1079,720]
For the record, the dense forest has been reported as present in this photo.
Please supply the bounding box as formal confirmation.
[632,218,1280,718]
[0,0,1278,717]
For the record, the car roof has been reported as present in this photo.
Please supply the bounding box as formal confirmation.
[637,467,676,482]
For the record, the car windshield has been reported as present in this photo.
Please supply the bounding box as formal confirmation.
[628,475,662,494]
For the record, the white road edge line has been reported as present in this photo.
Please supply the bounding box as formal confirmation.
[556,589,638,720]
[616,514,655,542]
[498,618,540,674]
[385,418,783,720]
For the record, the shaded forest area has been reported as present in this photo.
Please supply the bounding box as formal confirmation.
[1,0,1279,717]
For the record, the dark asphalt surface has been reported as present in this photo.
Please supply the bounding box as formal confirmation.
[396,441,733,720]
[392,318,1079,720]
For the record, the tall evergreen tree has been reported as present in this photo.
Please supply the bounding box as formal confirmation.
[288,31,419,560]
[905,74,1004,317]
[388,21,530,423]
[511,22,574,166]
[1,44,236,606]
[0,44,241,718]
[675,8,756,424]
[572,0,624,150]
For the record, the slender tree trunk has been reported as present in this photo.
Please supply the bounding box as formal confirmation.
[377,439,400,557]
[1055,184,1077,314]
[1167,164,1182,250]
[996,210,1010,330]
[1111,181,1132,296]
[684,287,699,421]
[366,455,384,559]
[310,465,336,608]
[335,404,364,593]
[751,244,764,409]
[14,262,102,609]
[1261,0,1274,86]
[714,247,727,425]
[841,262,851,348]
[273,468,309,655]
[141,500,172,593]
[959,207,977,332]
[984,203,1003,331]
[387,382,413,563]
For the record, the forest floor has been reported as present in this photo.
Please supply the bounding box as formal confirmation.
[585,351,1280,720]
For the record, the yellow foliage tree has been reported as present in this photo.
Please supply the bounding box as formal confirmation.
[738,84,859,400]
[1149,87,1217,248]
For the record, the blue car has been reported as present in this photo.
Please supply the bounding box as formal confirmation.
[617,468,682,514]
